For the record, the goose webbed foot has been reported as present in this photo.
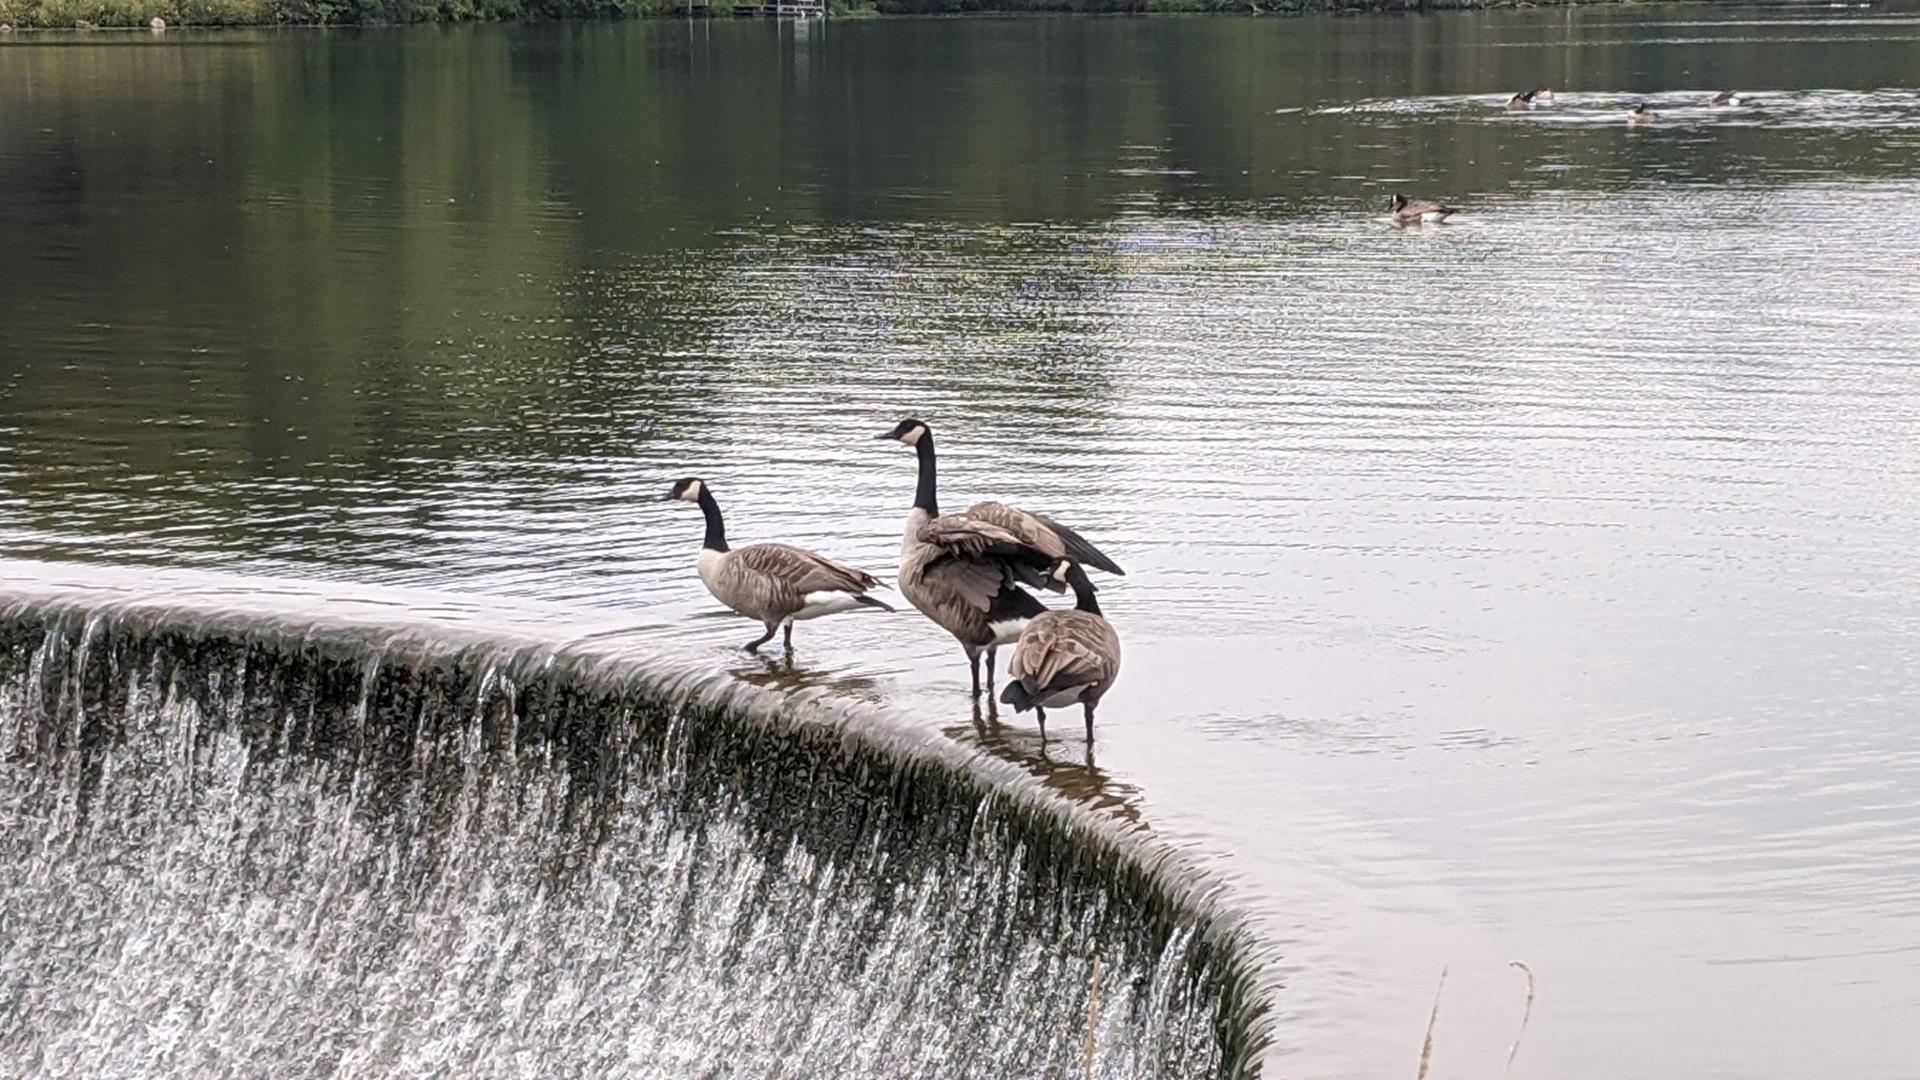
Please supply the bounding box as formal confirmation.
[745,625,778,653]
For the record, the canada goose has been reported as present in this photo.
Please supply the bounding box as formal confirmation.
[877,418,1124,696]
[1389,193,1458,225]
[665,477,891,652]
[1505,90,1540,111]
[1705,89,1741,107]
[1628,103,1657,126]
[1000,561,1122,741]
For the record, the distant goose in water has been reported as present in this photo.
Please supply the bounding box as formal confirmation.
[878,418,1124,696]
[1000,560,1122,741]
[1705,89,1741,107]
[1506,89,1541,110]
[666,478,891,652]
[1389,193,1458,225]
[1533,87,1556,104]
[1628,103,1658,126]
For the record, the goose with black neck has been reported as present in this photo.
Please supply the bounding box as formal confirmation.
[666,477,892,653]
[876,418,1124,697]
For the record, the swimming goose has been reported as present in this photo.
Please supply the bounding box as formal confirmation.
[1000,561,1122,741]
[666,478,891,652]
[1505,89,1540,111]
[877,418,1124,696]
[1705,89,1741,108]
[1389,194,1458,225]
[1628,103,1657,126]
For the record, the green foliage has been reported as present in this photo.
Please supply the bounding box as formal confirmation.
[0,0,1573,26]
[2,0,276,25]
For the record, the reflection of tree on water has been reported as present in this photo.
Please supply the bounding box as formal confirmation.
[943,704,1144,828]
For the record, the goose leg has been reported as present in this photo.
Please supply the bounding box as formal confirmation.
[984,646,997,693]
[967,649,982,697]
[1036,706,1047,740]
[782,621,794,651]
[745,623,778,652]
[1083,703,1096,742]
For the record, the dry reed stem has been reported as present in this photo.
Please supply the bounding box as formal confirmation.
[1504,961,1536,1078]
[1415,966,1447,1080]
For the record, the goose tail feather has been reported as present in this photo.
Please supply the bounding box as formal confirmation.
[1000,680,1038,711]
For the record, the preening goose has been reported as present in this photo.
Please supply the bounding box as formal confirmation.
[1505,89,1540,111]
[1389,194,1458,225]
[877,418,1124,696]
[1000,561,1122,742]
[666,478,891,652]
[1705,89,1741,108]
[1628,103,1657,126]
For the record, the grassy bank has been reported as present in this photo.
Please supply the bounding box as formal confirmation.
[0,0,1604,29]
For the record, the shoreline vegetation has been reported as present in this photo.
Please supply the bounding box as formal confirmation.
[1,0,1634,31]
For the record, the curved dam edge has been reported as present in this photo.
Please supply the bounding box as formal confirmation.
[0,560,1280,1075]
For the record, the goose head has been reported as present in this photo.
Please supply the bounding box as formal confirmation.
[1388,193,1409,212]
[877,418,930,447]
[1050,559,1095,594]
[665,477,707,503]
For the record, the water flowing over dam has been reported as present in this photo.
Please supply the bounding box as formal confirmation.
[0,565,1273,1077]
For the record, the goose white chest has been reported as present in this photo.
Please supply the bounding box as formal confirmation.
[696,548,728,604]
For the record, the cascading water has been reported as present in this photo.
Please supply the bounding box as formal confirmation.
[0,567,1273,1078]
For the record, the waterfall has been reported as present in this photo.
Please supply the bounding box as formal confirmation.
[0,566,1274,1078]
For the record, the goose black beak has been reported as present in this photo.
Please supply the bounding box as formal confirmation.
[659,492,676,502]
[873,431,895,440]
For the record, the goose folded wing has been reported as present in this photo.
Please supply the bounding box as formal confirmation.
[916,515,1043,563]
[914,516,1052,610]
[964,501,1125,576]
[920,556,1016,614]
[1012,619,1111,691]
[731,543,879,594]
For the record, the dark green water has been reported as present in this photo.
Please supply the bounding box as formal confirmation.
[6,8,1920,1079]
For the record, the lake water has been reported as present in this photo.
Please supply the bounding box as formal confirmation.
[5,6,1920,1078]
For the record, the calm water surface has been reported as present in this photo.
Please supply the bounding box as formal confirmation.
[5,7,1920,1078]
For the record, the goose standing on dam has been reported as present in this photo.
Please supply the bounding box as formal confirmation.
[876,418,1124,696]
[666,478,892,652]
[1000,560,1122,742]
